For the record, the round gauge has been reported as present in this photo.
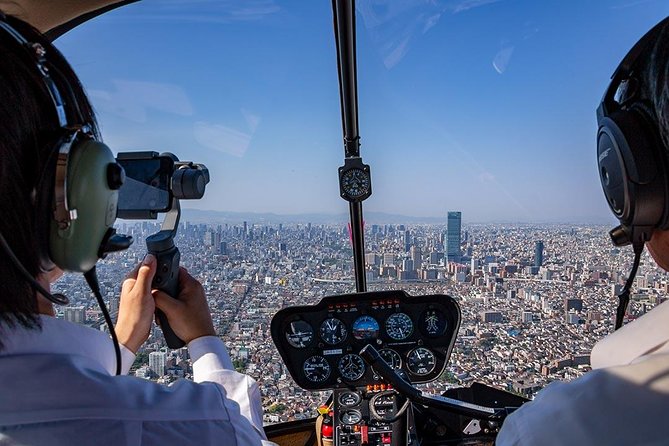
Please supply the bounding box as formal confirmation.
[320,317,347,345]
[341,168,370,198]
[420,309,448,337]
[407,347,436,376]
[284,320,314,348]
[385,312,414,340]
[303,355,331,383]
[339,409,362,425]
[352,315,380,340]
[378,348,402,370]
[338,391,362,407]
[338,354,366,381]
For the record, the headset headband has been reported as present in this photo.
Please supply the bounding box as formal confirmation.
[600,16,669,118]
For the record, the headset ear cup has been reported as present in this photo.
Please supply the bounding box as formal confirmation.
[599,106,668,241]
[49,139,118,272]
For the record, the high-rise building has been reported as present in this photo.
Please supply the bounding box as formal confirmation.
[149,351,167,377]
[410,246,422,270]
[534,240,544,267]
[63,306,86,324]
[404,230,411,252]
[446,211,462,263]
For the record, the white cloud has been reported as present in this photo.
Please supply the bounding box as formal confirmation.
[194,121,252,158]
[89,80,193,123]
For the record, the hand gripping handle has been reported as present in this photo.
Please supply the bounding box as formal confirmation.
[147,232,185,349]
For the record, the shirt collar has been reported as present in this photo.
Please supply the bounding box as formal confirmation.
[1,315,121,375]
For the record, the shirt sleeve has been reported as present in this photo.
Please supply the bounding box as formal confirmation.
[119,344,136,376]
[187,336,271,443]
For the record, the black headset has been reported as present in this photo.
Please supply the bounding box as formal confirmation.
[597,16,669,247]
[0,13,134,310]
[0,14,131,278]
[0,14,132,374]
[597,16,669,329]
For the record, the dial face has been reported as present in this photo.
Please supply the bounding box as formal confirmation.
[421,309,448,337]
[303,355,331,383]
[338,354,366,381]
[320,317,347,345]
[341,168,370,198]
[338,391,362,407]
[352,315,380,340]
[285,320,314,348]
[339,409,362,425]
[385,312,414,340]
[407,347,436,376]
[378,348,402,370]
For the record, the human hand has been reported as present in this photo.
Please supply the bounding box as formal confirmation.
[115,254,157,353]
[152,267,216,344]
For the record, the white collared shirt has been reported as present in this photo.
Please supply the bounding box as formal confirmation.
[497,300,669,445]
[0,316,274,446]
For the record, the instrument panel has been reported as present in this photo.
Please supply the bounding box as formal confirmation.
[271,290,461,390]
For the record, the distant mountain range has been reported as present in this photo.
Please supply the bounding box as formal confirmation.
[180,208,612,225]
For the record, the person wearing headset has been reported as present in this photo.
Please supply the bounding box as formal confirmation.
[496,17,669,446]
[0,13,272,446]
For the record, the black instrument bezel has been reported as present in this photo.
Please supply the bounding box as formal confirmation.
[270,290,461,390]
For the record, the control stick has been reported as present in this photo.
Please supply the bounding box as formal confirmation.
[360,344,516,422]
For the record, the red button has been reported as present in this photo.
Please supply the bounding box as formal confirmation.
[321,425,333,438]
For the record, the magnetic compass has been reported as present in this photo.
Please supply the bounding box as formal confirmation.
[338,158,372,202]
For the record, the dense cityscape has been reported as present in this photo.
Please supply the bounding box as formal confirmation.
[54,213,669,424]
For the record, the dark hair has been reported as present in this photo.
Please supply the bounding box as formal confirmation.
[0,13,98,344]
[634,20,669,152]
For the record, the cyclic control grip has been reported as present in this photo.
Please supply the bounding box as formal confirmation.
[147,231,185,349]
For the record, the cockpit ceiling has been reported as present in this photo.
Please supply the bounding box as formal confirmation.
[0,0,136,38]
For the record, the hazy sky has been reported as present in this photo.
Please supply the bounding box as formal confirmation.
[55,0,669,223]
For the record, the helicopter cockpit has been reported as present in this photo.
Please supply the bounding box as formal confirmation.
[4,0,669,445]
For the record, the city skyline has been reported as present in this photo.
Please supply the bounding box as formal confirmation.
[55,218,666,423]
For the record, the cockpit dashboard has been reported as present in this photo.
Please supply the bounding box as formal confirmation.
[270,290,461,390]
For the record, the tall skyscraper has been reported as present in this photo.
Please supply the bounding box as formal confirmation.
[446,211,462,263]
[410,245,422,270]
[149,351,167,377]
[534,240,544,267]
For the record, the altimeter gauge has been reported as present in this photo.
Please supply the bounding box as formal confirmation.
[303,355,331,383]
[320,317,347,345]
[385,312,413,340]
[338,158,372,202]
[407,347,436,376]
[338,353,366,381]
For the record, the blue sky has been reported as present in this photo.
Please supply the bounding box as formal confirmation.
[55,0,669,223]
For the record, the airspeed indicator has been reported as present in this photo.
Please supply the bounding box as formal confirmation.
[303,356,331,383]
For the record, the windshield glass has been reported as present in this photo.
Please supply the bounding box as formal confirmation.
[54,0,669,423]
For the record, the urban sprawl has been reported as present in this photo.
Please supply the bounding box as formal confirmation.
[54,214,664,424]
